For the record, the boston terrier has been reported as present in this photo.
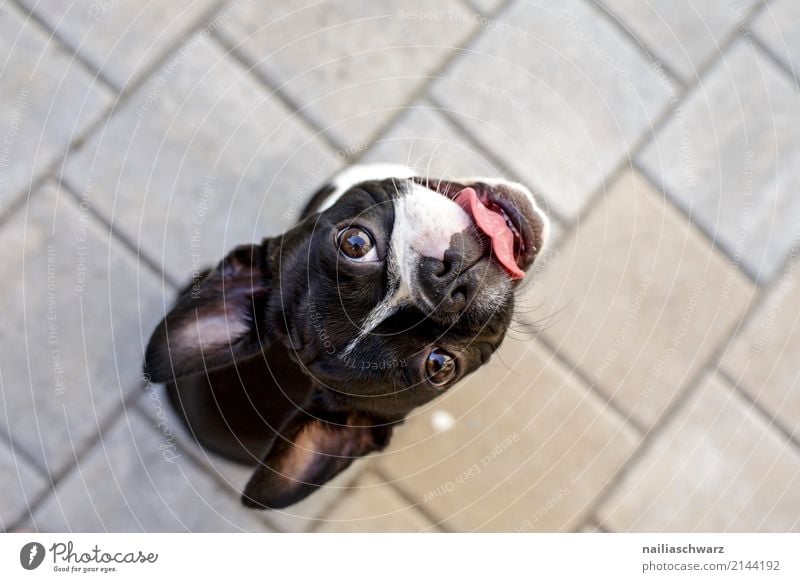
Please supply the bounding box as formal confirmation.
[144,164,550,510]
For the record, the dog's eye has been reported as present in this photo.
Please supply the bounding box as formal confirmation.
[426,348,456,387]
[338,227,377,261]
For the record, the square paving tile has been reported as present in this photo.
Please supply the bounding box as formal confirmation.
[525,170,755,428]
[375,338,638,532]
[32,410,274,532]
[721,255,800,437]
[0,440,49,530]
[753,0,800,80]
[361,102,500,179]
[599,0,760,83]
[17,0,218,91]
[63,34,337,279]
[638,39,800,284]
[136,384,365,532]
[217,0,477,150]
[360,101,565,236]
[597,374,800,532]
[316,472,435,532]
[0,3,112,211]
[0,182,165,477]
[430,0,671,219]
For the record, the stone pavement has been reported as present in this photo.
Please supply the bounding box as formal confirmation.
[1,0,798,532]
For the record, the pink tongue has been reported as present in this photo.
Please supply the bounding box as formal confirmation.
[454,187,525,280]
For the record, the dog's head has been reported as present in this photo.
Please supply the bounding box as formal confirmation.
[145,164,550,509]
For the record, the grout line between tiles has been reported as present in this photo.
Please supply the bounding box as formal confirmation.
[125,405,278,532]
[523,0,774,254]
[8,385,147,532]
[586,513,614,532]
[512,12,795,520]
[59,180,180,289]
[9,0,233,98]
[208,32,348,154]
[629,161,800,381]
[0,428,50,531]
[631,158,767,287]
[302,467,376,533]
[212,0,515,180]
[585,284,773,524]
[0,1,244,280]
[591,0,687,88]
[578,173,785,521]
[304,467,444,533]
[0,1,254,285]
[593,520,612,533]
[115,0,234,99]
[368,464,454,533]
[0,172,50,230]
[586,223,800,523]
[587,389,700,526]
[16,0,234,152]
[357,0,746,513]
[344,0,517,166]
[426,94,568,225]
[127,397,284,532]
[8,0,795,533]
[0,429,46,491]
[716,368,800,452]
[8,0,118,94]
[205,0,522,189]
[747,32,800,88]
[531,332,648,436]
[571,516,610,533]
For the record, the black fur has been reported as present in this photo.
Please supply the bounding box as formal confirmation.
[144,173,543,509]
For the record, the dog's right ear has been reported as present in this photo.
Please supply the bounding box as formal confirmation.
[144,243,273,383]
[241,395,394,510]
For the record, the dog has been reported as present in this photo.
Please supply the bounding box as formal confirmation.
[144,163,550,510]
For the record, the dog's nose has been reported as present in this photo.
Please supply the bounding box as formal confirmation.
[418,246,482,314]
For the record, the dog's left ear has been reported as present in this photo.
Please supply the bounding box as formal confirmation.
[144,243,273,383]
[242,397,394,509]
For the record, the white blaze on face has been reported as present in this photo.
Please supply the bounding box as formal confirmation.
[392,183,472,261]
[321,165,552,356]
[341,182,472,354]
[389,183,472,311]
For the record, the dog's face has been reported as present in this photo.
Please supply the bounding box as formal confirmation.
[145,164,549,509]
[286,166,550,416]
